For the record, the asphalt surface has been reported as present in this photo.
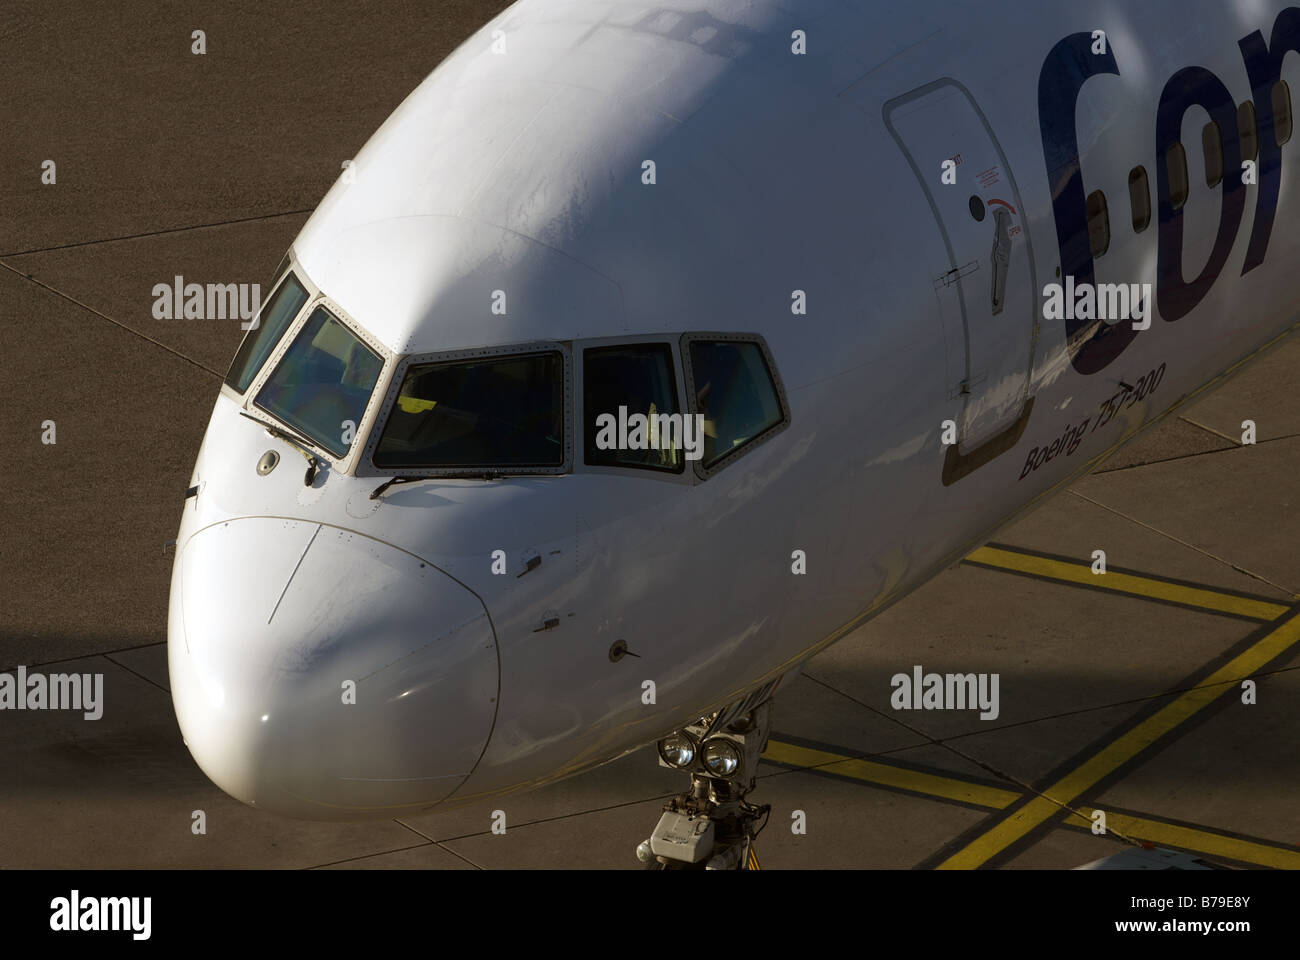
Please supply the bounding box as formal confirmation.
[1,1,1297,869]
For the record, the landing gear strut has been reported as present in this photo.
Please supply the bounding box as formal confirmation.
[636,685,776,870]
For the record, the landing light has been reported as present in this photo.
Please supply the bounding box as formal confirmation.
[658,733,696,769]
[701,739,741,777]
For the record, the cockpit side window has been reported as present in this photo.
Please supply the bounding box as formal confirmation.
[254,306,384,458]
[583,343,684,473]
[684,336,788,475]
[373,351,564,469]
[224,271,309,393]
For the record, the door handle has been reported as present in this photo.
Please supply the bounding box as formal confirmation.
[990,207,1011,315]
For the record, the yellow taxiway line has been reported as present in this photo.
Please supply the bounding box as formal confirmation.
[965,546,1289,622]
[763,737,1300,869]
[762,740,1022,810]
[761,547,1300,869]
[935,607,1300,869]
[1066,808,1300,870]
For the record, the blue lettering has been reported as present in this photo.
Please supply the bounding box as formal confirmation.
[1237,8,1300,274]
[1037,33,1140,375]
[1154,67,1244,322]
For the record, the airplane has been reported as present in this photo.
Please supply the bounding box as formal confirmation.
[167,0,1300,869]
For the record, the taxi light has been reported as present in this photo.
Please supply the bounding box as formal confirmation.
[658,733,696,769]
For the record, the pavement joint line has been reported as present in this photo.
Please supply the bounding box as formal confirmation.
[762,740,1021,809]
[762,739,1300,869]
[1086,414,1240,476]
[304,839,435,870]
[0,639,166,675]
[432,840,486,870]
[392,819,487,870]
[415,790,681,847]
[0,260,223,379]
[801,553,1288,772]
[1086,431,1300,476]
[1068,489,1299,598]
[392,818,438,844]
[1090,446,1234,475]
[1176,415,1245,447]
[794,671,1057,827]
[929,664,1300,746]
[934,601,1300,869]
[765,731,1148,855]
[102,652,168,695]
[801,667,1041,780]
[1062,807,1300,870]
[965,544,1290,621]
[0,208,315,259]
[1086,426,1300,476]
[1072,324,1296,481]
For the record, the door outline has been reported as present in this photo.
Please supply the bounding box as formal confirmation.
[883,77,1040,482]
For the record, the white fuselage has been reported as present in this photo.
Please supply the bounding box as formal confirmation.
[168,0,1300,818]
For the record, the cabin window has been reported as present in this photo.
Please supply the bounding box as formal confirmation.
[1202,121,1224,187]
[583,343,684,473]
[373,351,564,469]
[225,271,309,393]
[1086,189,1110,258]
[683,336,786,473]
[1273,80,1293,145]
[255,306,384,458]
[1238,101,1258,162]
[1167,142,1189,210]
[1128,166,1151,232]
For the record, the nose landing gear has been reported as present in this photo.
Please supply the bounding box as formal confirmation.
[636,692,775,870]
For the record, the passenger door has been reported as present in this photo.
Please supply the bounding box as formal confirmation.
[884,78,1038,457]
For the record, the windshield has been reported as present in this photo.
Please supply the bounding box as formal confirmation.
[374,352,563,469]
[688,339,784,468]
[225,271,309,393]
[584,343,683,472]
[254,306,383,458]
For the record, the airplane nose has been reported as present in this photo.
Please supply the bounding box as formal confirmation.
[168,518,498,819]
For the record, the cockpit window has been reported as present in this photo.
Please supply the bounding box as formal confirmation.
[254,306,383,458]
[687,339,785,469]
[584,343,684,473]
[374,351,563,468]
[224,271,309,393]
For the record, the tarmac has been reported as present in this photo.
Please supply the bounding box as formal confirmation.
[2,1,1297,869]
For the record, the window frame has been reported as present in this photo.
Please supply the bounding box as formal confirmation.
[1166,142,1190,211]
[679,331,791,481]
[227,251,395,473]
[1202,120,1224,188]
[576,336,691,480]
[222,250,323,408]
[239,291,394,473]
[1128,165,1151,233]
[222,255,299,395]
[251,303,389,460]
[359,340,573,478]
[1238,100,1259,162]
[1085,188,1110,258]
[1272,80,1293,146]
